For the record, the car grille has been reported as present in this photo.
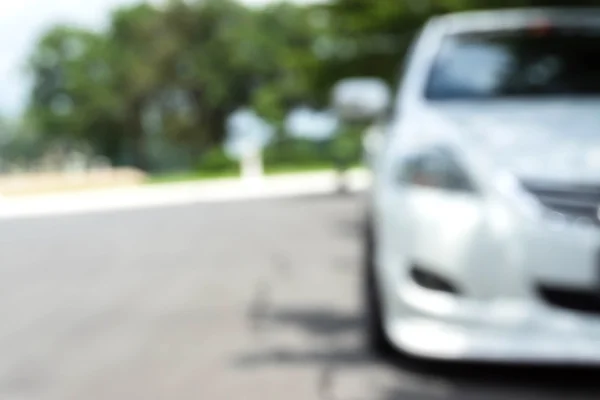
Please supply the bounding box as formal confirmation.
[538,284,600,316]
[521,180,600,226]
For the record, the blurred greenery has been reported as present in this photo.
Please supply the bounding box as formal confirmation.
[197,147,239,174]
[263,138,330,168]
[3,0,598,176]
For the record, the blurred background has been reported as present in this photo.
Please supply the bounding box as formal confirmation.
[1,1,600,399]
[0,0,596,187]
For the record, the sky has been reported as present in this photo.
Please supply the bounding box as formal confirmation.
[0,0,321,118]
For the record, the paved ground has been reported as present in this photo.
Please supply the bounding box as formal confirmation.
[1,193,600,400]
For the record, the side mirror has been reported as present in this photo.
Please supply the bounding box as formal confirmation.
[331,77,391,122]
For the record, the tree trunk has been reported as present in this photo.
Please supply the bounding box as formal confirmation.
[129,99,148,171]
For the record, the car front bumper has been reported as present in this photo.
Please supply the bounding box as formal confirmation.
[385,285,600,364]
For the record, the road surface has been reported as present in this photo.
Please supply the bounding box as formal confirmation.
[0,193,599,399]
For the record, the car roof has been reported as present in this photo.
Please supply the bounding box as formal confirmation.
[430,8,600,34]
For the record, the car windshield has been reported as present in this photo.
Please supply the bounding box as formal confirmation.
[425,27,600,100]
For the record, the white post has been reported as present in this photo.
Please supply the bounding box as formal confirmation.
[241,147,264,185]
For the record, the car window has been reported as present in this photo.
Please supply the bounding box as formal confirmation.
[425,27,600,100]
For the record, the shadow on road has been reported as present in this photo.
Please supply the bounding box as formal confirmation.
[236,305,378,399]
[381,360,600,400]
[238,306,372,368]
[268,308,362,337]
[237,302,600,400]
[235,346,371,369]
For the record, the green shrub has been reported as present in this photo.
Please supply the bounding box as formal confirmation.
[197,148,238,173]
[264,138,330,168]
[329,132,363,170]
[195,133,364,176]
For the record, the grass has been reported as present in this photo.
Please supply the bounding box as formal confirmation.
[146,169,239,184]
[265,163,336,175]
[145,163,346,185]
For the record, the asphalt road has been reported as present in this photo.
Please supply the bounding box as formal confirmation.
[1,193,600,400]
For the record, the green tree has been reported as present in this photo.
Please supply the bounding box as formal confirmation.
[27,26,125,161]
[27,0,323,171]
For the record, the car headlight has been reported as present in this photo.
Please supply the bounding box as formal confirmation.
[396,146,478,194]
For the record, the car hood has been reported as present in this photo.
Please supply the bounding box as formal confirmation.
[427,100,600,183]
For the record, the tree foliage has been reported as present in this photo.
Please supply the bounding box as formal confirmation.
[27,0,321,170]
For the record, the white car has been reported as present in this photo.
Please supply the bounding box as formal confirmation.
[334,8,600,364]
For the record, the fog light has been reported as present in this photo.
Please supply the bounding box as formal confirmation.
[410,265,460,295]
